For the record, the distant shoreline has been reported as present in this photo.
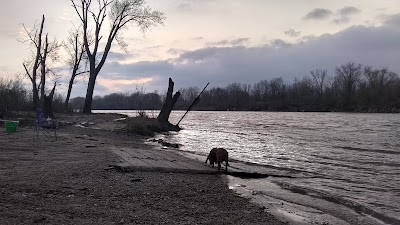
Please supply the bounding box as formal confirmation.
[91,108,400,113]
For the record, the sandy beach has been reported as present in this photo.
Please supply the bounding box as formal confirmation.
[0,113,286,225]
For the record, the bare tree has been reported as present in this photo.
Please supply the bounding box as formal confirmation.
[269,78,286,98]
[363,66,399,107]
[21,15,61,110]
[63,29,89,112]
[179,86,200,103]
[71,0,165,113]
[224,83,251,109]
[309,69,328,96]
[22,15,45,109]
[252,80,269,101]
[364,67,398,95]
[335,62,363,106]
[290,77,313,99]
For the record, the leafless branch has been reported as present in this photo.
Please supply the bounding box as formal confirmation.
[23,63,33,82]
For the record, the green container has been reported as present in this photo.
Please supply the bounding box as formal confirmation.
[5,121,18,133]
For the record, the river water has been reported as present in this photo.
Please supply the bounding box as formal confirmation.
[97,110,400,224]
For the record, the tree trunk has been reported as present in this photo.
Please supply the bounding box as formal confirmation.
[157,78,181,123]
[64,74,76,112]
[29,15,45,110]
[43,83,56,118]
[32,83,39,110]
[64,32,85,112]
[82,64,97,114]
[40,34,48,103]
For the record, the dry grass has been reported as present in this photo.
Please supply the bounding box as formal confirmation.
[123,110,181,137]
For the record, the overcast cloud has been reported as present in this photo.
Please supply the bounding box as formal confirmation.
[304,8,333,20]
[384,13,400,27]
[333,6,361,24]
[95,21,400,95]
[1,1,400,97]
[338,6,361,16]
[207,38,250,46]
[284,29,302,38]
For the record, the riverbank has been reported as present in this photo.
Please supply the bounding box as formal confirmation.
[0,112,286,224]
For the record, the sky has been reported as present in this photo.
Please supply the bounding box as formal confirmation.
[0,0,400,98]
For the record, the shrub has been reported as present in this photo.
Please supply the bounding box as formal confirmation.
[0,78,30,112]
[124,116,180,136]
[124,117,163,136]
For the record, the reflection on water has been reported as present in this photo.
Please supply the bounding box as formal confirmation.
[97,110,400,223]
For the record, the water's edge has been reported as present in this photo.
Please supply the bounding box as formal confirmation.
[166,147,394,225]
[96,110,400,224]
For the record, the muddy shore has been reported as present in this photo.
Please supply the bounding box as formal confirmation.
[0,113,286,225]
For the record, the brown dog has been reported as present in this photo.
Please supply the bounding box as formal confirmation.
[215,148,229,171]
[205,148,218,167]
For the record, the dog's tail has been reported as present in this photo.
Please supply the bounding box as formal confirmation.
[205,156,209,164]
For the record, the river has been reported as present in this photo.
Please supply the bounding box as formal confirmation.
[95,110,400,224]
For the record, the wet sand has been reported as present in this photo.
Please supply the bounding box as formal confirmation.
[0,113,286,225]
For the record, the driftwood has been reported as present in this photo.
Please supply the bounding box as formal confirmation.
[157,78,181,130]
[176,82,209,126]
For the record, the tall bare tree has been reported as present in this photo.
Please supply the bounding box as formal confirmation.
[21,15,61,109]
[252,80,269,102]
[71,0,165,113]
[364,67,398,95]
[309,69,328,96]
[22,15,45,109]
[335,62,362,106]
[63,29,89,112]
[363,67,399,106]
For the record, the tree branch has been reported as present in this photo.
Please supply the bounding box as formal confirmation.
[76,70,89,76]
[70,0,84,22]
[23,63,33,82]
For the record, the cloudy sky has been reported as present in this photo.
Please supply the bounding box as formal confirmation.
[0,0,400,97]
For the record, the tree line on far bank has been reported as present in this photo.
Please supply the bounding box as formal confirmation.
[1,61,399,115]
[68,62,400,113]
